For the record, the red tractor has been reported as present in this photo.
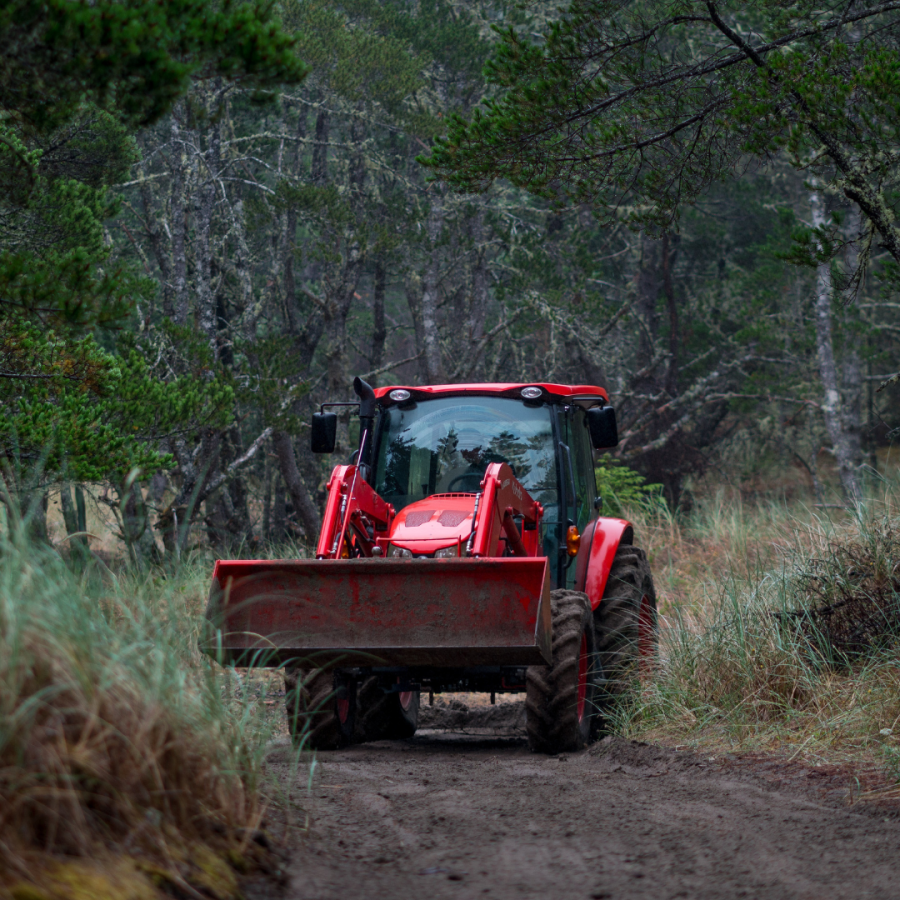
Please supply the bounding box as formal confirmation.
[203,379,657,754]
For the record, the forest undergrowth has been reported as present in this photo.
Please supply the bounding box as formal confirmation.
[0,515,302,900]
[619,477,900,796]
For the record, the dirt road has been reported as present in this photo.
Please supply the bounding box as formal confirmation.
[263,702,900,900]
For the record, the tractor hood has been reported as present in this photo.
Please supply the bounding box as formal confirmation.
[388,493,476,555]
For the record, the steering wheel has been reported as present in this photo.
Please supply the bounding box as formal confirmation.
[447,471,484,493]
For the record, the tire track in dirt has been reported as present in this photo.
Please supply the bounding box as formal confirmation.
[262,704,900,900]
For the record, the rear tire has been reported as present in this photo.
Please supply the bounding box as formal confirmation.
[284,667,356,750]
[355,677,419,742]
[526,590,598,754]
[593,545,658,731]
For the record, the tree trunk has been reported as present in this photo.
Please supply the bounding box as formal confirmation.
[371,255,387,385]
[262,449,273,541]
[840,205,865,486]
[137,166,173,319]
[312,108,329,185]
[233,197,260,337]
[663,232,680,397]
[322,113,366,396]
[16,488,48,545]
[204,489,234,553]
[203,427,252,553]
[810,188,862,502]
[228,427,251,532]
[195,95,221,354]
[458,208,490,380]
[404,269,427,381]
[164,431,222,553]
[149,470,167,508]
[272,476,286,544]
[281,202,299,333]
[272,430,321,544]
[170,112,189,326]
[122,481,161,570]
[59,483,89,566]
[635,233,663,373]
[421,191,445,383]
[59,482,78,537]
[468,209,488,344]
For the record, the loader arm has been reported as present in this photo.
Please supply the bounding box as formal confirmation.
[467,462,544,558]
[316,464,395,559]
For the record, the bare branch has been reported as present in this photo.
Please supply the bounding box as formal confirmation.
[196,427,273,506]
[358,352,424,381]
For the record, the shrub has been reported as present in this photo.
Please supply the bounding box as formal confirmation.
[594,458,663,516]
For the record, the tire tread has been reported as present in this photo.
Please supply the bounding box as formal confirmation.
[284,667,352,750]
[526,590,596,754]
[355,677,419,742]
[594,546,658,707]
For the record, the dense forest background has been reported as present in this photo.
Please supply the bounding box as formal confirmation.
[4,0,900,566]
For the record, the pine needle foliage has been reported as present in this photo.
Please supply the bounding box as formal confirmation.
[425,1,900,274]
[0,0,308,134]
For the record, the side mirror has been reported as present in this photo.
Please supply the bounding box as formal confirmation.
[587,406,618,449]
[311,412,338,453]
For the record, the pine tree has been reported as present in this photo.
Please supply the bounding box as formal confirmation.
[0,0,307,544]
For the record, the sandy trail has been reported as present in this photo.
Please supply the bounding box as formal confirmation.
[259,702,900,900]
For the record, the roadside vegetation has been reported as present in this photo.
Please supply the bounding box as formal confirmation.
[0,513,297,899]
[4,454,900,896]
[616,472,900,798]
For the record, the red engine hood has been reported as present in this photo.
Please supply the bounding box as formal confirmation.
[389,493,476,553]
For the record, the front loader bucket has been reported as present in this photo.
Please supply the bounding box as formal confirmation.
[202,558,552,668]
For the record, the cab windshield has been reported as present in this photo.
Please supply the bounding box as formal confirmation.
[373,396,557,513]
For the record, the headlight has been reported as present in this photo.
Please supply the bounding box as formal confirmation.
[434,545,459,559]
[389,545,413,558]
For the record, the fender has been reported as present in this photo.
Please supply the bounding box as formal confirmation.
[575,517,634,611]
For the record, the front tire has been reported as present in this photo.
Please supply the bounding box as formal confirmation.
[526,590,598,754]
[594,545,658,727]
[355,677,419,742]
[284,667,356,750]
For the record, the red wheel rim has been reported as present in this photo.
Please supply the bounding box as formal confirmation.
[399,691,413,710]
[576,632,588,722]
[637,594,655,673]
[336,696,350,723]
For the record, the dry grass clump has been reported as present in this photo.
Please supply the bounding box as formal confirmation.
[0,535,287,895]
[786,521,900,660]
[619,490,900,776]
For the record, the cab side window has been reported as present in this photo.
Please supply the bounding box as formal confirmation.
[570,409,596,530]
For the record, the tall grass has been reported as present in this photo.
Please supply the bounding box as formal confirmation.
[620,485,900,778]
[0,525,292,891]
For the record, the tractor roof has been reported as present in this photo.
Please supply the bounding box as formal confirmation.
[374,382,609,408]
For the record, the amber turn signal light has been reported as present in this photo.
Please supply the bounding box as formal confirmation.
[566,525,581,557]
